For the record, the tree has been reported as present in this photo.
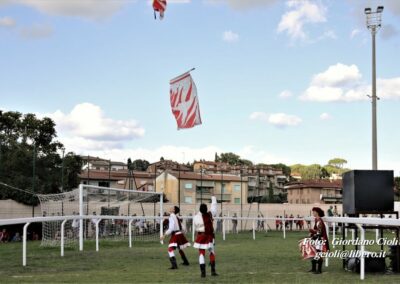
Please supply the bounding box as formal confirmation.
[299,164,322,180]
[271,163,291,176]
[131,159,150,171]
[214,152,220,162]
[239,159,253,166]
[219,152,241,165]
[328,158,348,169]
[0,110,82,205]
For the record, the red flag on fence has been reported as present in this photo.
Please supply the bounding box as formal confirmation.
[170,69,202,130]
[153,0,167,20]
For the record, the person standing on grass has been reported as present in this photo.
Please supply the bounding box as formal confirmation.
[232,213,238,234]
[160,206,190,269]
[308,207,329,274]
[193,196,218,278]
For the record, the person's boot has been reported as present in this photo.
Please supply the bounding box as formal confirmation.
[211,261,218,276]
[314,259,323,274]
[169,257,178,269]
[308,259,316,272]
[179,251,190,266]
[200,264,206,277]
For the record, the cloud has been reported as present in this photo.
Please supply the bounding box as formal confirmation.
[204,0,277,10]
[311,63,361,87]
[350,28,360,39]
[0,16,16,28]
[3,0,127,20]
[19,23,53,39]
[277,0,327,41]
[44,103,145,146]
[238,145,290,164]
[250,112,302,127]
[319,112,332,120]
[222,30,239,42]
[278,90,293,99]
[300,63,400,102]
[380,24,399,40]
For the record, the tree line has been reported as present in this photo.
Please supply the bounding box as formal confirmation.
[0,110,82,205]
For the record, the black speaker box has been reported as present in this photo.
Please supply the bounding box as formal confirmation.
[343,170,394,214]
[346,256,386,273]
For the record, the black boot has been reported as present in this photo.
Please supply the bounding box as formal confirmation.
[200,264,206,278]
[314,259,322,274]
[169,257,178,269]
[179,251,190,266]
[211,261,218,276]
[308,259,316,272]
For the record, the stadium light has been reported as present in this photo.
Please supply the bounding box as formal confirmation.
[364,6,384,170]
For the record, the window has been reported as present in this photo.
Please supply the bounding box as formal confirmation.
[185,183,193,189]
[296,199,299,204]
[234,184,241,192]
[184,196,193,204]
[221,183,226,193]
[98,181,110,188]
[234,198,240,204]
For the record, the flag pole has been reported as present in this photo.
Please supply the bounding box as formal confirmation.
[170,68,196,82]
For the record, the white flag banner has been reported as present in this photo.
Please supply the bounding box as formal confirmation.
[170,71,202,129]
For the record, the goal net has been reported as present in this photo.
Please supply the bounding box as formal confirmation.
[37,184,163,247]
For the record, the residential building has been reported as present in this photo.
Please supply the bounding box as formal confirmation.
[78,170,155,191]
[285,180,342,204]
[156,171,248,205]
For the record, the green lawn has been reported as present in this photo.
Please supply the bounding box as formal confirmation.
[0,231,399,283]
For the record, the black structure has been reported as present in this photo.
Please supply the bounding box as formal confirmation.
[343,170,394,215]
[341,170,399,273]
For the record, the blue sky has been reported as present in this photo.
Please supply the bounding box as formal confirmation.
[0,0,399,174]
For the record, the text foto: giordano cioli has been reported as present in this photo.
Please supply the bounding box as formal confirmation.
[302,238,399,246]
[332,238,399,246]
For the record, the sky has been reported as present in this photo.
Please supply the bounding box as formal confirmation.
[0,0,399,174]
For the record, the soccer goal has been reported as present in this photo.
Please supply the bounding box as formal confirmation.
[37,184,163,248]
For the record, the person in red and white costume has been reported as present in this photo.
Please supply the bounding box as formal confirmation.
[193,196,218,277]
[160,206,190,269]
[308,207,329,274]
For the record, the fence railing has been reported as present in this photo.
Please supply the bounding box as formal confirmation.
[1,215,400,281]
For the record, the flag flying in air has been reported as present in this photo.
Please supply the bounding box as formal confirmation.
[170,70,202,130]
[153,0,167,20]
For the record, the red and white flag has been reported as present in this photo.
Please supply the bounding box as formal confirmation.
[153,0,167,20]
[170,70,202,130]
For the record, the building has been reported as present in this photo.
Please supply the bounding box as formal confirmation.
[81,156,128,171]
[285,180,342,204]
[78,170,155,191]
[156,171,248,205]
[147,160,191,173]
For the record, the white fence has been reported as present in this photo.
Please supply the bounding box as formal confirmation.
[1,215,400,281]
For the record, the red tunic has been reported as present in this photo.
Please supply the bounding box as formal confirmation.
[309,217,330,252]
[194,212,215,249]
[168,217,190,249]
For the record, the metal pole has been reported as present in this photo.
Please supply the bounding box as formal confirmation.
[61,148,65,192]
[129,219,133,248]
[159,192,163,243]
[23,222,30,266]
[61,219,67,257]
[79,184,84,251]
[240,168,243,232]
[200,166,203,204]
[371,27,378,170]
[221,169,223,214]
[32,143,36,217]
[178,164,181,208]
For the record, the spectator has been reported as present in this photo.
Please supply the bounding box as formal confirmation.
[216,213,223,233]
[327,206,334,217]
[232,213,238,234]
[12,232,21,242]
[186,213,193,233]
[289,214,294,231]
[0,229,10,242]
[275,216,280,231]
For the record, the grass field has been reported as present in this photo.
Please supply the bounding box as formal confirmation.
[1,231,400,283]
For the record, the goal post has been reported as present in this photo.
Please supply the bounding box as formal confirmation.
[37,184,163,248]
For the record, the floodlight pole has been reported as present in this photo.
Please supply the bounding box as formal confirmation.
[365,6,384,170]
